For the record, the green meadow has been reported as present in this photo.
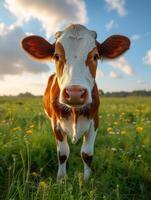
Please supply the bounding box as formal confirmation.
[0,96,151,200]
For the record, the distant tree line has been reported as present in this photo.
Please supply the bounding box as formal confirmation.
[1,90,151,98]
[99,90,151,97]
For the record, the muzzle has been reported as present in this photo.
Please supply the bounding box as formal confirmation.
[62,85,88,107]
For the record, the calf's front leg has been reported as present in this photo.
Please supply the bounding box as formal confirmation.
[81,121,97,181]
[54,127,70,180]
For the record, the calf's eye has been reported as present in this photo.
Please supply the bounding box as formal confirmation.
[54,54,60,61]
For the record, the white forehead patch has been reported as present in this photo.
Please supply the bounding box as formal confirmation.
[56,24,97,60]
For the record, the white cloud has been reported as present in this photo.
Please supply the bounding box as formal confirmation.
[4,0,88,38]
[0,23,50,76]
[105,0,127,16]
[105,20,118,31]
[109,71,122,78]
[143,50,151,65]
[0,23,9,35]
[0,72,50,95]
[136,80,146,85]
[131,34,141,41]
[108,56,134,75]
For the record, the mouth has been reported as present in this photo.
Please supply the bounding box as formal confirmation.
[63,101,87,109]
[55,97,91,114]
[58,97,87,108]
[62,96,88,108]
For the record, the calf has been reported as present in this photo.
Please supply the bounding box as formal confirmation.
[21,24,130,181]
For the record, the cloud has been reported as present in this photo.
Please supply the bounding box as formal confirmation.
[143,50,151,65]
[105,20,118,31]
[136,80,146,85]
[109,71,122,78]
[108,56,134,75]
[0,23,50,76]
[0,23,9,35]
[105,0,127,16]
[4,0,88,38]
[131,34,141,41]
[0,72,50,95]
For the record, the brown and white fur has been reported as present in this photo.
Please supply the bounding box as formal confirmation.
[21,24,130,181]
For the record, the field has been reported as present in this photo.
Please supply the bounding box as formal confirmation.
[0,96,151,200]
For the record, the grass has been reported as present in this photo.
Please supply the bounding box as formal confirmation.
[0,96,151,200]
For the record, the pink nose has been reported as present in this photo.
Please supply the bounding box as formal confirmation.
[63,85,88,106]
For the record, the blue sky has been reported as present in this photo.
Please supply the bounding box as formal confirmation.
[0,0,151,95]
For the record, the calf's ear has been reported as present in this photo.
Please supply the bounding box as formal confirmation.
[97,35,130,59]
[21,35,55,59]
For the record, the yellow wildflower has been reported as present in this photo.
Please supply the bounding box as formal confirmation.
[26,129,32,135]
[120,130,126,135]
[108,131,115,135]
[121,112,125,116]
[39,181,47,189]
[107,127,113,132]
[29,124,34,128]
[31,172,38,177]
[12,126,21,131]
[114,121,118,126]
[136,127,143,133]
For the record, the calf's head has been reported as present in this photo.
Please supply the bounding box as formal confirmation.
[22,24,130,107]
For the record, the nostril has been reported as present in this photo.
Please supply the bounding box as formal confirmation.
[66,88,71,93]
[81,89,87,99]
[63,88,70,100]
[80,89,85,94]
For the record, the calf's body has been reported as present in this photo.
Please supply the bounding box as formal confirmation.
[21,24,130,181]
[43,73,99,180]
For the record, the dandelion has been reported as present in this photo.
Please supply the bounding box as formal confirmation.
[26,129,32,135]
[107,127,115,134]
[107,127,113,132]
[114,121,118,126]
[120,130,126,135]
[31,172,38,177]
[29,124,34,128]
[136,127,143,133]
[39,181,47,189]
[121,112,125,116]
[12,126,21,131]
[109,131,115,134]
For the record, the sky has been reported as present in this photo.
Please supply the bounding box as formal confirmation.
[0,0,151,95]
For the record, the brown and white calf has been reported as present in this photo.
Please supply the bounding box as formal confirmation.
[21,24,130,181]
